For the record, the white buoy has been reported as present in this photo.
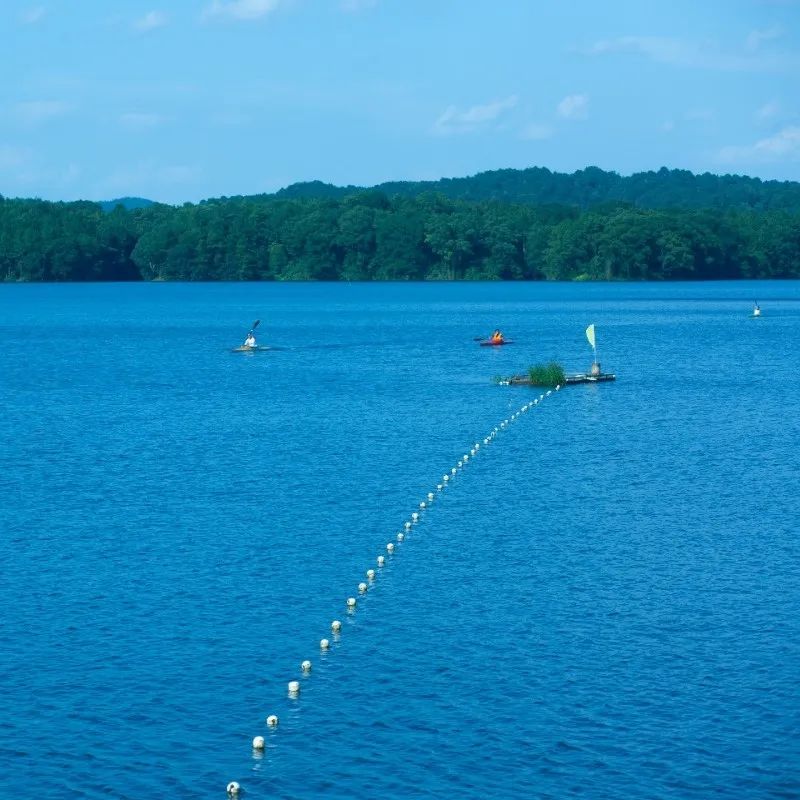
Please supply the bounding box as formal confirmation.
[427,492,434,501]
[266,714,279,726]
[347,596,357,608]
[227,781,241,795]
[358,581,368,593]
[437,484,443,490]
[451,468,457,475]
[366,569,375,580]
[252,735,265,750]
[556,384,561,390]
[546,390,552,396]
[411,512,419,521]
[288,680,300,695]
[320,638,330,650]
[404,521,412,529]
[386,542,394,553]
[457,461,462,468]
[301,659,312,672]
[443,475,449,482]
[377,555,385,566]
[397,532,404,541]
[420,501,426,509]
[331,619,342,632]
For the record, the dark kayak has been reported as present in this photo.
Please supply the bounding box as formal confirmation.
[479,339,513,347]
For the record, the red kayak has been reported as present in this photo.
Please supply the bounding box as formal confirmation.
[479,339,512,346]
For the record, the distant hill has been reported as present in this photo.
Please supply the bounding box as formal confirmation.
[273,166,800,213]
[99,197,156,212]
[274,180,358,200]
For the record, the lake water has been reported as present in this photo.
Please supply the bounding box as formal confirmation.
[1,281,799,799]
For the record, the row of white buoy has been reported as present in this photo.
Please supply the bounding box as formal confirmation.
[227,385,562,794]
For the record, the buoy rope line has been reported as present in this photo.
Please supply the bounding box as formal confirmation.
[226,386,562,795]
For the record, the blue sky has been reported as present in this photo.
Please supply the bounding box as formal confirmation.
[2,0,799,203]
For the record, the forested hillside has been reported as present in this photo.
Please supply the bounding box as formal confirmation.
[274,166,800,213]
[1,166,799,282]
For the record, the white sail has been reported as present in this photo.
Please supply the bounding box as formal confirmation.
[585,324,596,349]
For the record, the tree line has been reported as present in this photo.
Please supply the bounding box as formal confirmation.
[275,165,800,213]
[1,186,798,282]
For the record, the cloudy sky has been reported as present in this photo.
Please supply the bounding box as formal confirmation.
[1,0,798,203]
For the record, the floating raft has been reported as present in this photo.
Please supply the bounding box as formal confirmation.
[563,372,616,385]
[499,372,616,386]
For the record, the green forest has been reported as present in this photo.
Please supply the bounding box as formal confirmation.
[2,166,799,281]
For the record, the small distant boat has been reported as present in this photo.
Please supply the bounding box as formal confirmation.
[479,339,513,347]
[231,344,271,353]
[752,302,761,318]
[233,318,268,351]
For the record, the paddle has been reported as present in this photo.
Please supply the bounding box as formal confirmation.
[241,319,260,347]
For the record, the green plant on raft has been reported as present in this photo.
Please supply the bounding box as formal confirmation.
[528,362,566,387]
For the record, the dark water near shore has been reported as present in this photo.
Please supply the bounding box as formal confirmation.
[1,281,799,799]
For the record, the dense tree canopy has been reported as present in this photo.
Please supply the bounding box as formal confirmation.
[1,166,799,282]
[275,165,800,213]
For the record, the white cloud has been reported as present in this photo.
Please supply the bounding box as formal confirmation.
[556,94,588,120]
[13,100,74,124]
[685,108,715,122]
[745,26,782,52]
[96,160,200,197]
[718,126,800,164]
[755,101,780,122]
[587,36,689,63]
[202,0,284,21]
[18,6,46,24]
[433,95,518,135]
[584,35,797,72]
[0,149,81,194]
[0,145,33,170]
[661,120,676,132]
[57,162,81,185]
[119,112,165,129]
[134,11,168,32]
[520,122,553,141]
[341,0,377,10]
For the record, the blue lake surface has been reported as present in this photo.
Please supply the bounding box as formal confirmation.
[1,281,799,799]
